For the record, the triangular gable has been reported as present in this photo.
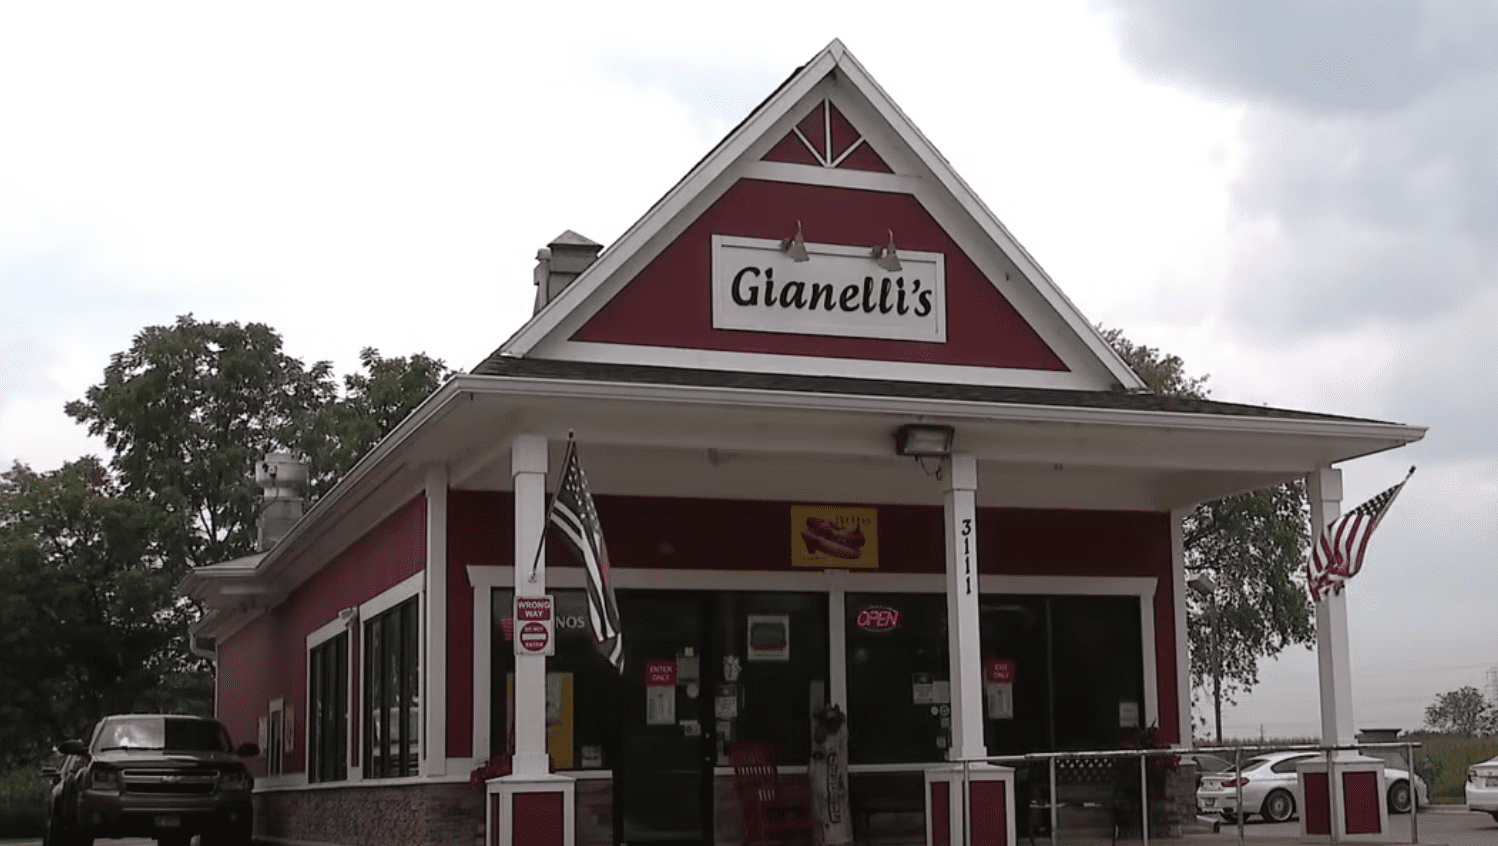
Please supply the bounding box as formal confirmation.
[501,40,1144,392]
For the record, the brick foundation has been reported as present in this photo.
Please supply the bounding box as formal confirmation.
[254,782,484,846]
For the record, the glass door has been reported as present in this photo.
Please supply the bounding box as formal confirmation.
[614,592,714,846]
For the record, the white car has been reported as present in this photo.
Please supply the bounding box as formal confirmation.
[1197,751,1427,823]
[1466,755,1498,822]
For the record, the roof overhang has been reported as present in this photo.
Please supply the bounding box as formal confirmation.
[182,369,1425,626]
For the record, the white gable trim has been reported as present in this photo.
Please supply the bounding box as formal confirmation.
[501,47,839,356]
[544,341,1088,389]
[826,49,1144,389]
[499,40,1145,392]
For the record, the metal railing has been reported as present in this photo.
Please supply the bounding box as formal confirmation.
[955,747,1183,846]
[952,740,1423,846]
[1189,741,1425,846]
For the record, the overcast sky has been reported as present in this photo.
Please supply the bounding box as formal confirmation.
[3,1,1494,740]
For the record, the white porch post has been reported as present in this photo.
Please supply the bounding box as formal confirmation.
[511,434,550,776]
[423,464,448,776]
[1170,507,1193,745]
[1309,466,1355,747]
[943,453,985,762]
[1301,465,1387,839]
[927,453,1015,846]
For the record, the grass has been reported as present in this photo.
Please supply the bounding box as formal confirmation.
[0,764,46,840]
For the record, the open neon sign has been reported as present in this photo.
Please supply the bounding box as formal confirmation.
[856,606,900,632]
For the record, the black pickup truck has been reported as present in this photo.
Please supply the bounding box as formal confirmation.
[44,714,259,846]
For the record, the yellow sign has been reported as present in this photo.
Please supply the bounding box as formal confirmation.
[791,506,878,569]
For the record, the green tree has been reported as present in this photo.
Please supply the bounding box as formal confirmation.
[1424,687,1496,736]
[64,315,337,572]
[16,316,453,765]
[1101,327,1314,744]
[0,458,202,763]
[296,347,454,499]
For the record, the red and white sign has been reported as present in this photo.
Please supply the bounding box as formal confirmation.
[856,605,900,632]
[986,657,1016,684]
[513,596,554,656]
[644,659,677,687]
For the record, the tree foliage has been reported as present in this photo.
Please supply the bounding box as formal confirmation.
[1101,326,1314,742]
[1,316,453,763]
[63,317,455,568]
[0,458,203,763]
[1424,687,1497,736]
[295,347,454,499]
[64,315,337,571]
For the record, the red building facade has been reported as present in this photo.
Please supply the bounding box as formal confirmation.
[183,41,1423,846]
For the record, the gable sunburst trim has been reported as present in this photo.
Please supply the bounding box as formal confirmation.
[762,99,893,173]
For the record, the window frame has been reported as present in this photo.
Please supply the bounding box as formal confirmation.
[306,614,353,783]
[358,572,424,780]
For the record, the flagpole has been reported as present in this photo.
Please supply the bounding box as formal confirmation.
[527,431,575,584]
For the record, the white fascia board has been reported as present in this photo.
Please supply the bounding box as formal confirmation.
[500,48,841,358]
[827,50,1145,390]
[454,372,1427,446]
[548,341,1101,390]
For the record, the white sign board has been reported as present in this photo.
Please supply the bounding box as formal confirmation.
[711,235,946,342]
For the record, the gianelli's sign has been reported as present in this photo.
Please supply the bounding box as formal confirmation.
[711,235,946,342]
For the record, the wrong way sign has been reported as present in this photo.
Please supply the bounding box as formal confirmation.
[514,595,555,656]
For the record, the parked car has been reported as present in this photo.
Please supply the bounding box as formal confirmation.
[1197,750,1427,823]
[1179,752,1234,812]
[44,714,259,846]
[1466,754,1498,823]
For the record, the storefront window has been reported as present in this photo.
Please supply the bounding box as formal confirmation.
[845,593,950,764]
[710,591,828,766]
[1048,595,1143,751]
[980,594,1144,754]
[492,589,614,769]
[363,597,419,778]
[308,631,348,782]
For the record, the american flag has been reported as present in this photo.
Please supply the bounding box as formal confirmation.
[548,442,624,672]
[1307,468,1413,603]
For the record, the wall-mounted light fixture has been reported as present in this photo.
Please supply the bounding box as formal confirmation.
[872,229,902,271]
[893,423,954,457]
[780,221,810,262]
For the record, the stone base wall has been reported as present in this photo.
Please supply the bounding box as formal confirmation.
[254,782,484,846]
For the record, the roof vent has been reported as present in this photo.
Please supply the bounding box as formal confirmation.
[255,452,307,551]
[533,230,603,314]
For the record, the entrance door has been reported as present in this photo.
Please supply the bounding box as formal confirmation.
[614,592,714,846]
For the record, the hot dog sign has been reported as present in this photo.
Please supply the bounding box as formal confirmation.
[791,505,879,569]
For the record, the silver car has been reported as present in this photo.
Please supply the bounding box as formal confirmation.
[1197,751,1426,823]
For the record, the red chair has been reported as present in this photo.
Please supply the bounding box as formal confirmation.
[729,742,814,846]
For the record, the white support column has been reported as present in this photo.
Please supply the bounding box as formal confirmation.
[423,464,448,777]
[1169,507,1193,746]
[1300,466,1387,840]
[511,435,550,776]
[943,453,986,764]
[1309,466,1356,747]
